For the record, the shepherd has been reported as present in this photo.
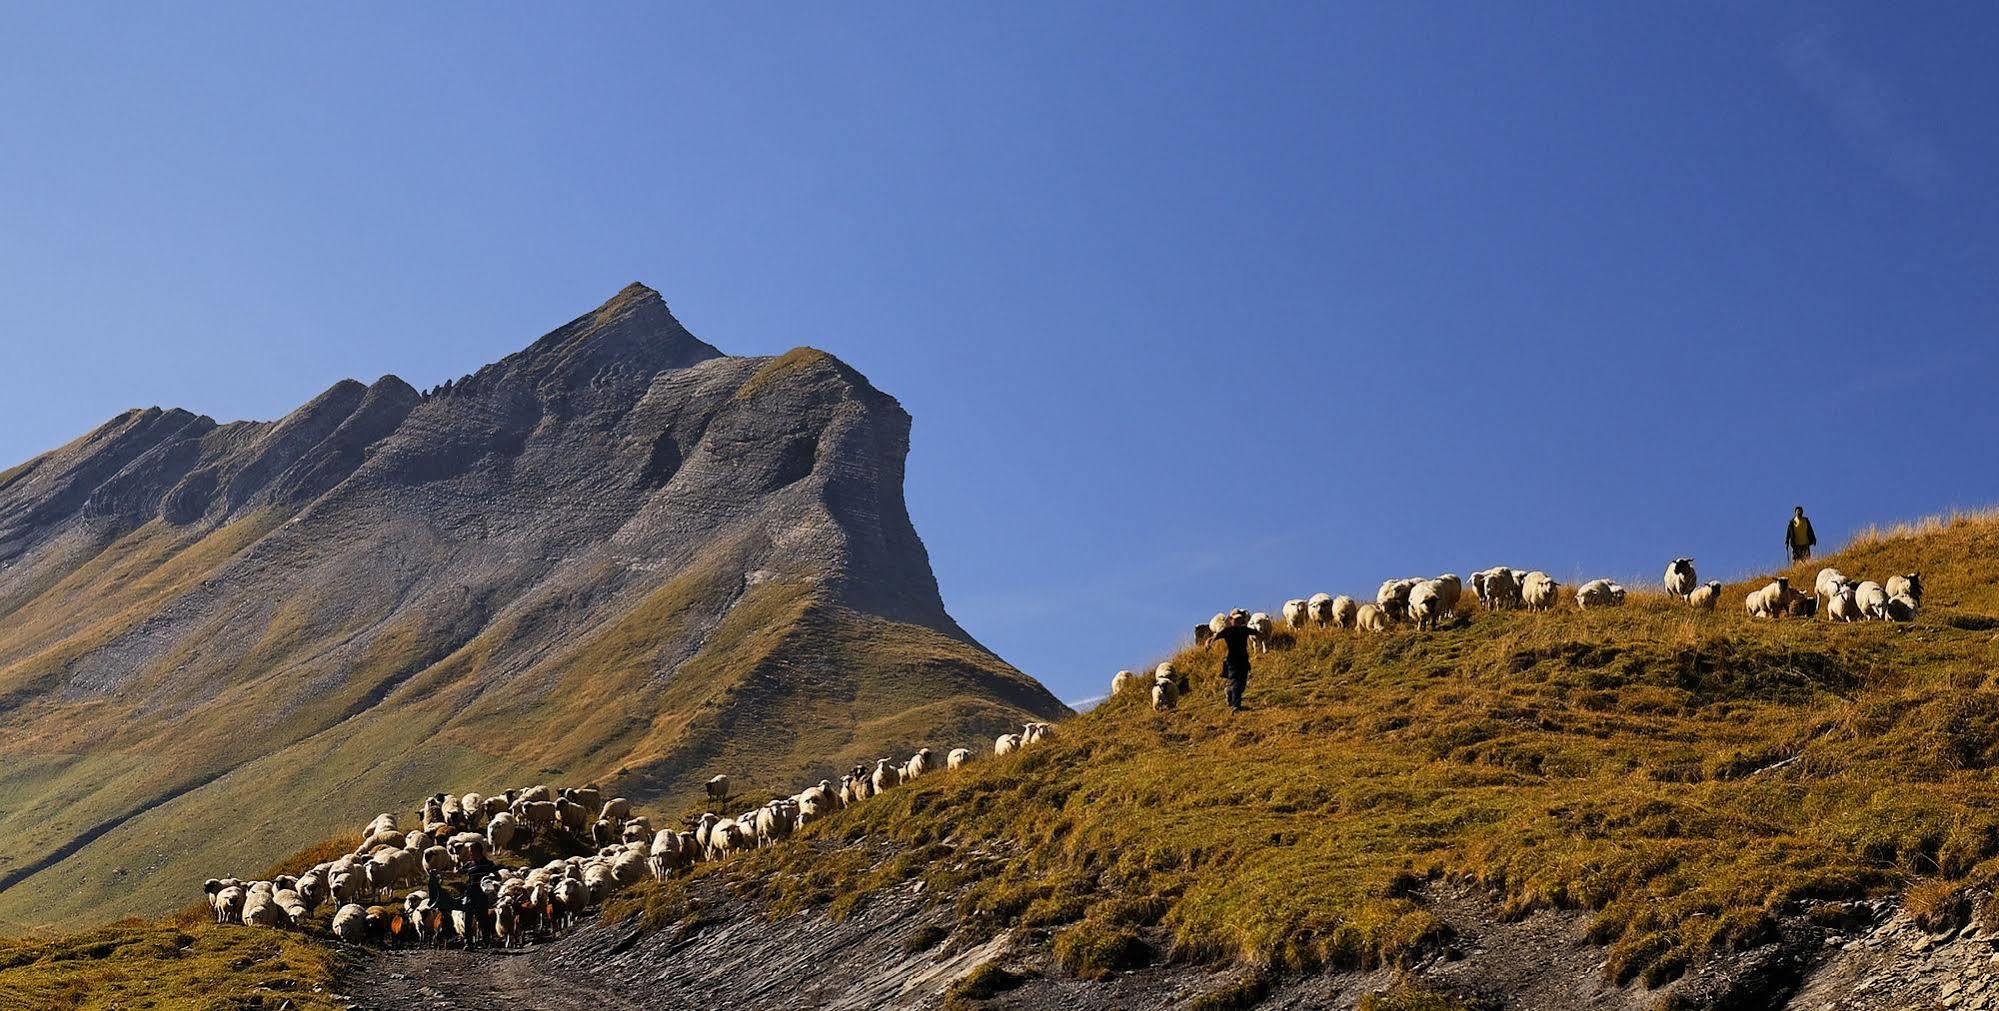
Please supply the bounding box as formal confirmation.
[1206,608,1260,714]
[1786,506,1817,563]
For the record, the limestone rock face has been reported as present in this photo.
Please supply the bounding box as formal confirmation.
[0,283,1065,930]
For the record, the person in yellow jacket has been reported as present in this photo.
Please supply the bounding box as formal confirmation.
[1786,506,1817,563]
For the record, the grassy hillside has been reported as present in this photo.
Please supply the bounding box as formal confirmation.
[637,510,1999,989]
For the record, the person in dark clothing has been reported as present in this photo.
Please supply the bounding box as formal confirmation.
[1207,608,1260,712]
[1787,506,1817,563]
[427,841,500,949]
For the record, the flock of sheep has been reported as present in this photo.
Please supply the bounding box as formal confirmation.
[198,721,1061,949]
[1127,559,1928,707]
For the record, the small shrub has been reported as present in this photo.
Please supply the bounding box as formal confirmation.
[1052,920,1150,980]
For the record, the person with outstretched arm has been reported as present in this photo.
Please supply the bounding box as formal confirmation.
[1207,608,1260,713]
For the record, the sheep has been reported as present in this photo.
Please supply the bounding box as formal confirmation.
[1377,578,1419,622]
[1827,584,1863,622]
[1206,613,1229,644]
[328,871,359,907]
[1407,580,1443,631]
[1576,579,1627,610]
[1783,585,1818,619]
[1521,571,1559,611]
[995,733,1022,756]
[1477,568,1522,610]
[275,888,308,924]
[332,903,368,942]
[705,775,731,803]
[906,748,935,781]
[1282,599,1310,628]
[1431,574,1463,616]
[1815,568,1849,603]
[947,747,971,770]
[1111,670,1136,696]
[242,890,282,928]
[295,869,326,916]
[1327,595,1359,627]
[421,845,452,875]
[1155,661,1188,694]
[515,800,559,838]
[555,797,589,835]
[362,813,397,840]
[569,785,604,820]
[1886,593,1919,622]
[355,829,403,855]
[1247,612,1273,653]
[516,784,555,804]
[208,882,246,925]
[1855,580,1889,620]
[871,758,902,794]
[1307,592,1335,626]
[1023,722,1054,745]
[1151,672,1179,711]
[1886,572,1923,606]
[1355,602,1389,632]
[1745,578,1790,619]
[1664,558,1696,598]
[460,793,486,828]
[486,812,519,853]
[1687,581,1722,611]
[421,794,446,827]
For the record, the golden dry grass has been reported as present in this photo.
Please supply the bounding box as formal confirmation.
[633,509,1999,988]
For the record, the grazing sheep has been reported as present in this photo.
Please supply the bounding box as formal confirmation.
[242,890,281,928]
[460,793,485,828]
[947,747,971,770]
[1855,580,1889,619]
[1576,579,1627,610]
[705,775,731,803]
[1377,579,1419,622]
[1282,599,1310,628]
[1329,594,1358,628]
[1815,568,1849,603]
[209,883,246,925]
[1827,584,1863,622]
[1355,602,1389,632]
[995,733,1022,756]
[1431,574,1463,616]
[1687,581,1722,611]
[1155,661,1188,694]
[1745,578,1790,619]
[1247,612,1273,653]
[1521,571,1559,611]
[1023,722,1054,745]
[1111,670,1136,695]
[1151,673,1179,711]
[275,888,308,924]
[1307,593,1335,626]
[1886,593,1919,622]
[1886,572,1923,606]
[906,748,935,781]
[1664,558,1696,598]
[1407,580,1443,631]
[331,903,368,942]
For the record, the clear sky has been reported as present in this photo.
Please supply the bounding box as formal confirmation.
[4,4,1996,706]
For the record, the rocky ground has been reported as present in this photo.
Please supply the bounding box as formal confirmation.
[334,875,1979,1010]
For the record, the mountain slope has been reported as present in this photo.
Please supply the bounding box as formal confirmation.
[0,284,1066,931]
[631,509,1999,1008]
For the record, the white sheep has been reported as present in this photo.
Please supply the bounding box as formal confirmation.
[1355,602,1389,632]
[1155,661,1187,694]
[1827,584,1863,622]
[1664,558,1696,598]
[1307,592,1335,626]
[1330,594,1359,628]
[1431,574,1463,616]
[331,903,368,942]
[947,747,971,770]
[1745,578,1790,619]
[1576,579,1627,610]
[1377,578,1419,622]
[1151,672,1179,710]
[1111,670,1137,696]
[1282,599,1310,628]
[1855,580,1888,619]
[1521,571,1559,611]
[1885,572,1923,606]
[1207,612,1228,639]
[1407,580,1443,631]
[906,748,935,781]
[486,812,519,853]
[994,733,1022,756]
[871,758,902,794]
[1247,612,1273,653]
[1815,568,1849,603]
[1687,581,1721,611]
[1023,722,1054,745]
[1477,568,1522,610]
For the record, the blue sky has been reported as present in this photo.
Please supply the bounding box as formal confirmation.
[3,4,1996,705]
